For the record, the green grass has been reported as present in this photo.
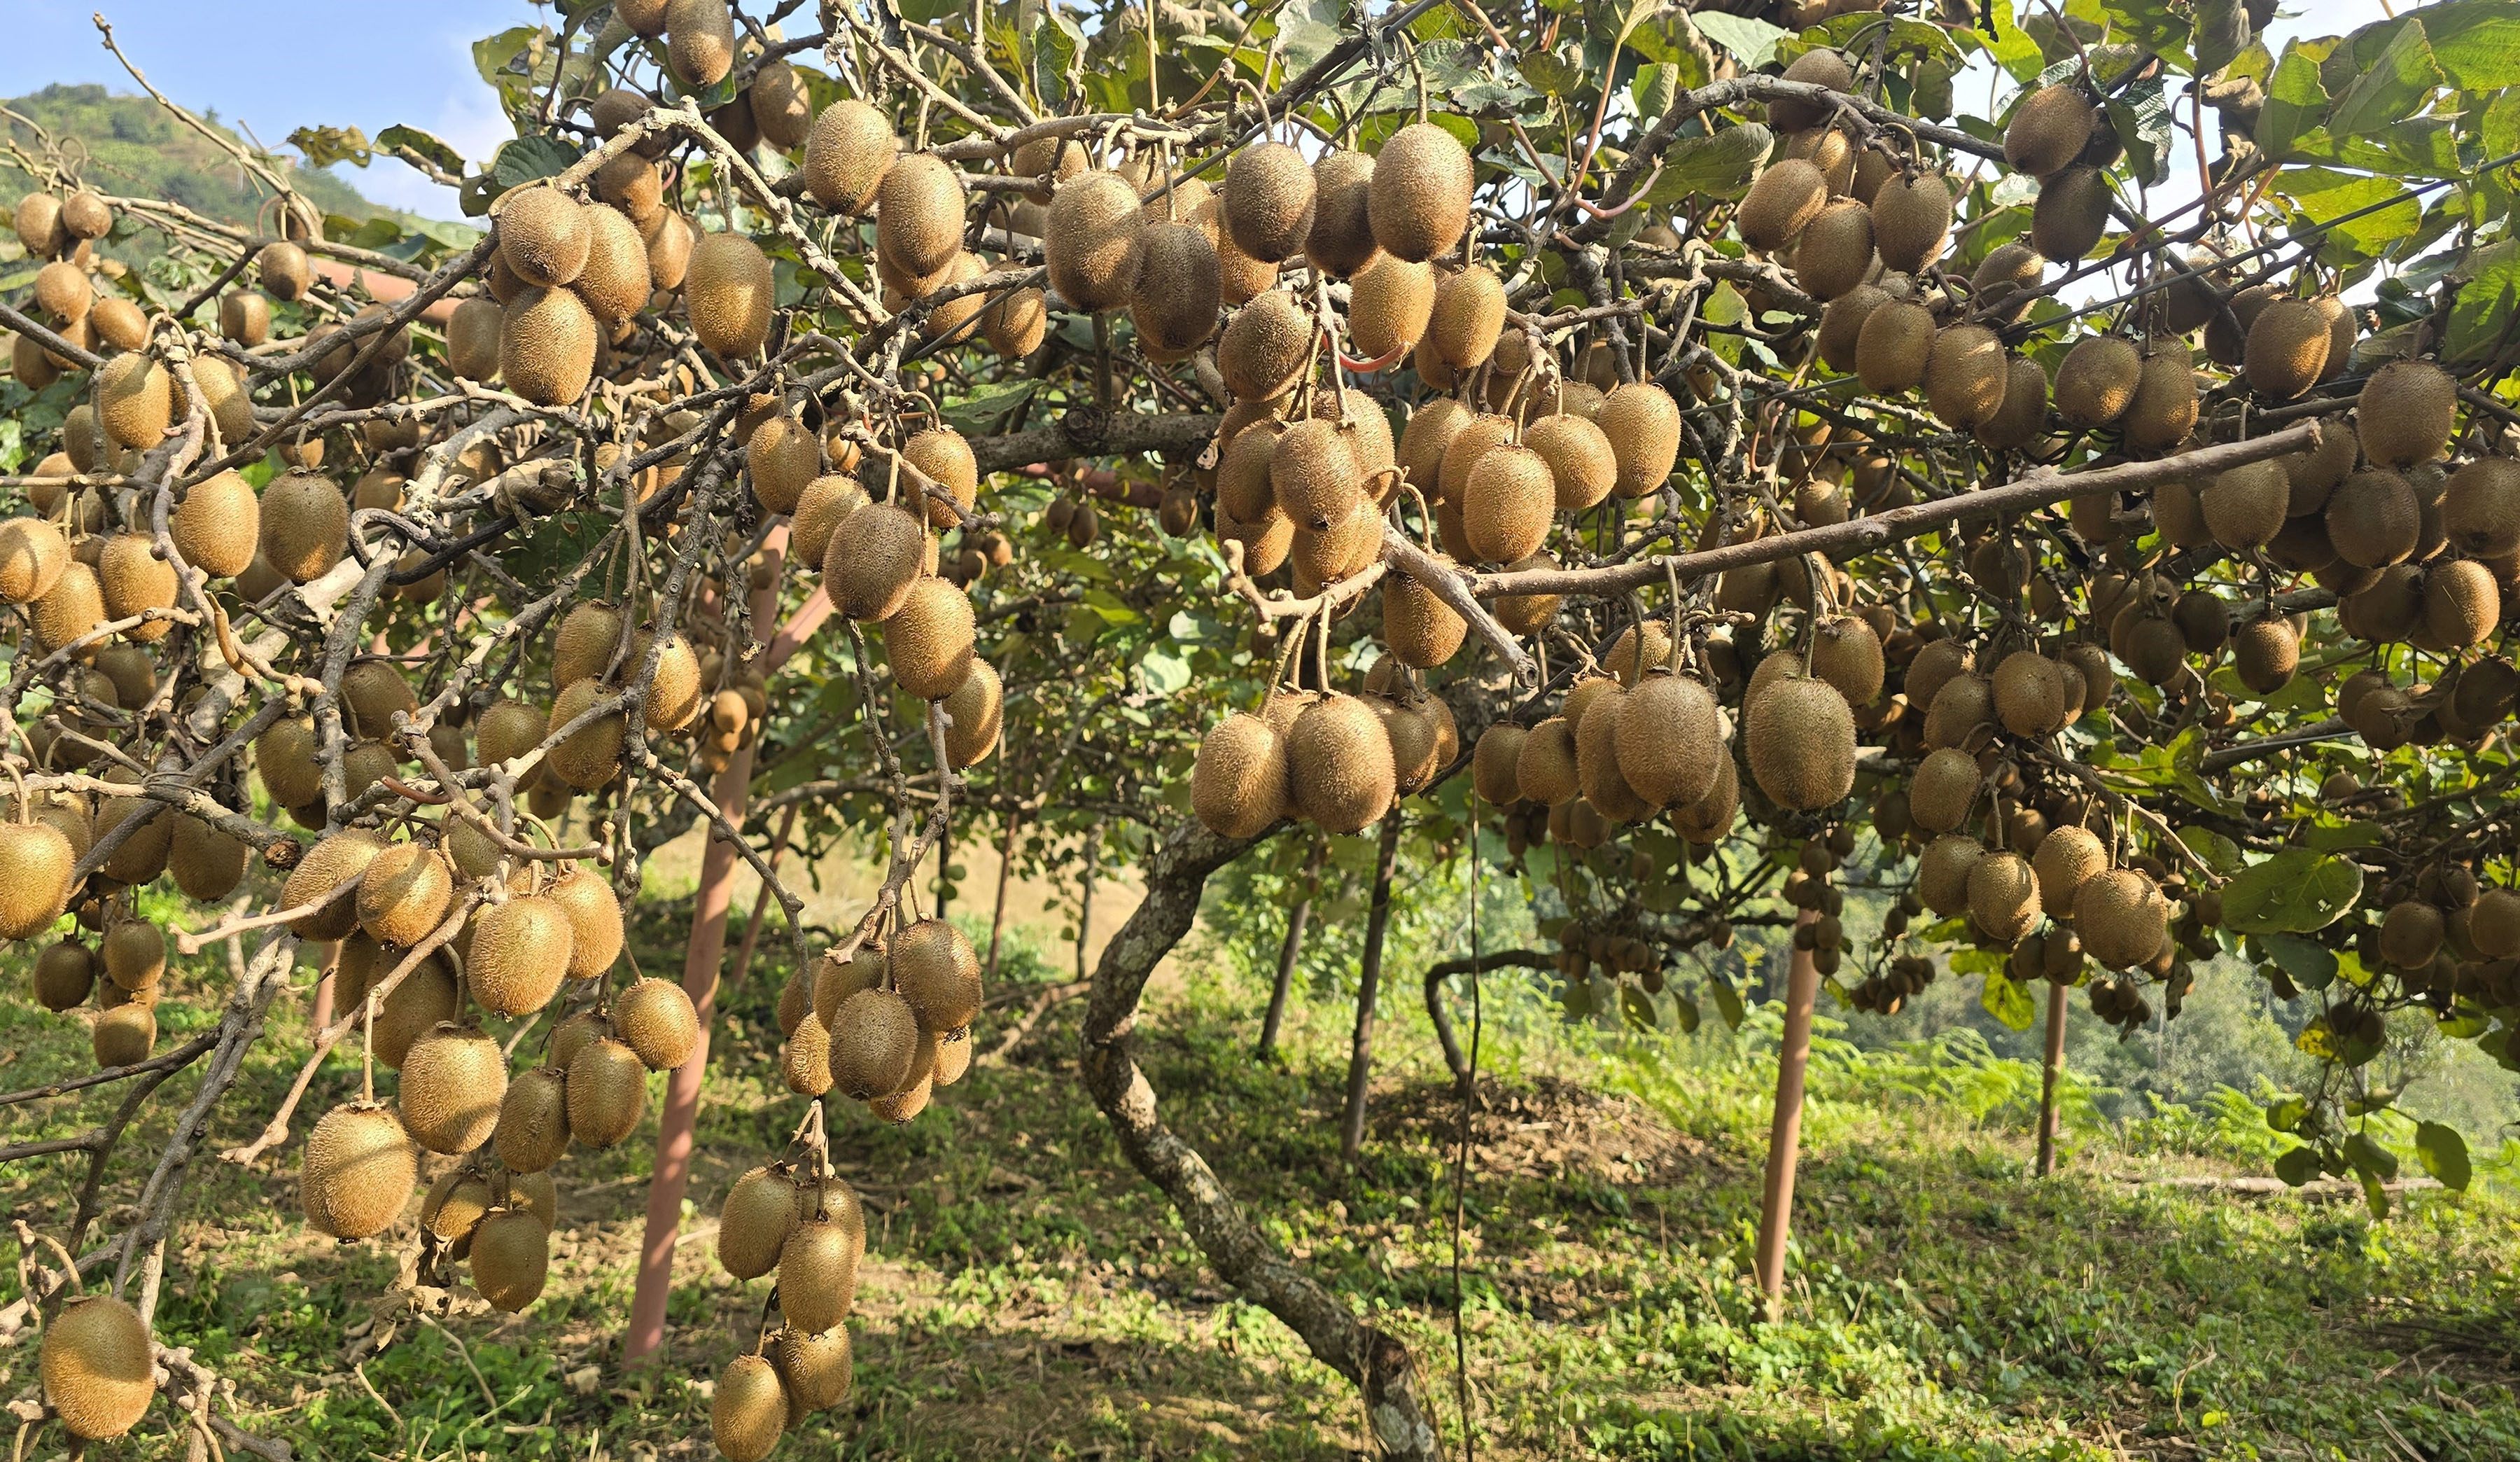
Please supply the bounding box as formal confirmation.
[0,877,2515,1460]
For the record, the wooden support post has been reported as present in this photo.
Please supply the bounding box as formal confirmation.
[1257,842,1324,1060]
[984,811,1022,982]
[1339,814,1404,1164]
[625,530,789,1365]
[1753,906,1821,1323]
[2037,978,2068,1177]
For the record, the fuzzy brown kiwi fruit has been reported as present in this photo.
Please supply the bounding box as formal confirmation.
[1463,445,1555,564]
[804,99,898,213]
[2444,459,2520,557]
[281,830,384,941]
[1395,397,1471,501]
[1808,614,1886,705]
[552,599,626,688]
[1223,141,1317,263]
[686,231,774,358]
[1924,324,2009,430]
[546,677,625,789]
[2425,558,2500,648]
[607,977,696,1074]
[88,296,146,353]
[1368,122,1473,263]
[99,919,162,995]
[2005,85,2097,177]
[2325,470,2421,569]
[1856,300,1935,392]
[748,59,813,150]
[1348,254,1434,361]
[356,843,453,947]
[1746,676,1855,811]
[1305,148,1378,277]
[259,470,351,584]
[491,1066,570,1174]
[891,918,982,1031]
[1471,724,1527,807]
[899,426,977,529]
[883,578,976,700]
[2122,344,2198,452]
[1513,717,1580,807]
[92,353,172,451]
[1009,135,1086,204]
[0,517,67,606]
[1522,412,1618,513]
[166,469,259,580]
[823,501,928,623]
[1039,169,1138,315]
[1287,693,1397,833]
[792,475,872,569]
[712,1354,786,1462]
[1611,673,1723,809]
[573,203,651,327]
[496,187,590,288]
[776,1326,855,1412]
[1870,172,1950,273]
[93,533,174,642]
[296,1101,418,1241]
[467,1208,549,1314]
[2077,869,2168,968]
[1791,199,1874,302]
[640,207,694,291]
[1817,284,1889,373]
[13,193,64,258]
[2358,360,2456,469]
[2201,459,2288,551]
[778,1216,864,1335]
[446,295,503,382]
[1217,288,1314,400]
[1193,713,1289,838]
[1915,834,1984,916]
[2029,825,2105,919]
[2031,167,2110,262]
[400,1024,507,1155]
[1969,851,2042,941]
[1975,356,2050,451]
[2054,335,2141,428]
[594,153,663,223]
[550,865,625,982]
[1571,688,1646,823]
[43,1297,157,1441]
[718,1167,799,1279]
[1991,650,2066,736]
[1383,570,1468,669]
[2232,616,2300,694]
[2244,298,2330,401]
[468,894,574,1017]
[1907,746,1980,834]
[1597,384,1682,499]
[340,660,416,741]
[829,987,923,1099]
[1269,417,1364,531]
[1429,264,1506,372]
[566,1036,648,1147]
[1740,158,1828,252]
[1129,221,1222,354]
[35,939,94,1011]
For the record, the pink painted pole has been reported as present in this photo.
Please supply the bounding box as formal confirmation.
[1752,907,1822,1323]
[624,528,795,1363]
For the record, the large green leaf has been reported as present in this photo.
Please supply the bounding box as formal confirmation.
[2220,847,2363,934]
[2271,166,2422,266]
[2414,1121,2472,1190]
[377,124,469,177]
[1692,12,1788,69]
[1980,967,2038,1031]
[489,133,581,193]
[1645,124,1774,207]
[2256,39,2332,160]
[2446,239,2520,366]
[2422,0,2520,89]
[2327,20,2445,143]
[2263,933,2338,990]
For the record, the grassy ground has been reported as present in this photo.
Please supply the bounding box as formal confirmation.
[1,882,2516,1461]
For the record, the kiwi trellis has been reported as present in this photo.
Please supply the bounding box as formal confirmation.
[0,0,2516,1454]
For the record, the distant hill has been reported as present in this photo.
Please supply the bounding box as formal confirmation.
[0,83,444,241]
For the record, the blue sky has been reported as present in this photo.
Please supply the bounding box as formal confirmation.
[5,0,2393,223]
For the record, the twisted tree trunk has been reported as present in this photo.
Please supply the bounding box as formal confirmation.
[1079,816,1443,1461]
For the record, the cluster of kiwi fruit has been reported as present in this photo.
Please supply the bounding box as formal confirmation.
[767,915,981,1124]
[708,1158,866,1459]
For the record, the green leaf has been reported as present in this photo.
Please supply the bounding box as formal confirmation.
[1645,124,1774,207]
[2273,1143,2320,1187]
[2222,848,2365,934]
[2326,20,2445,143]
[1980,0,2047,83]
[2414,1122,2471,1190]
[2270,166,2422,267]
[2176,825,2241,875]
[1620,985,1660,1030]
[377,124,469,177]
[1980,968,2038,1031]
[1140,647,1190,697]
[2194,0,2249,77]
[2257,39,2333,160]
[939,379,1037,433]
[2423,0,2520,90]
[288,124,372,169]
[1707,976,1744,1030]
[1692,12,1788,69]
[2265,1096,2307,1133]
[2446,239,2520,366]
[2094,0,2190,68]
[1670,994,1701,1033]
[2263,933,2338,990]
[489,133,581,193]
[2342,1129,2400,1182]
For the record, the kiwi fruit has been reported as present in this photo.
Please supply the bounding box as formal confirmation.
[1514,413,1614,513]
[1129,221,1222,353]
[1368,122,1474,263]
[2193,458,2286,552]
[1746,676,1855,811]
[883,578,976,699]
[1791,200,1874,302]
[1042,170,1143,313]
[1975,356,2050,450]
[1991,650,2067,736]
[606,977,696,1074]
[2244,298,2330,401]
[90,534,172,643]
[1870,172,1951,274]
[1331,257,1428,365]
[1287,693,1398,833]
[2122,344,2198,452]
[1816,284,1889,373]
[554,599,627,688]
[485,1066,569,1174]
[1296,148,1379,277]
[890,918,982,1033]
[547,678,626,788]
[1768,49,1854,132]
[304,1104,423,1240]
[94,353,172,451]
[2031,167,2110,262]
[0,517,69,605]
[1429,265,1506,372]
[1223,141,1317,263]
[1193,712,1289,838]
[2175,590,2232,653]
[35,939,94,1010]
[2326,470,2421,568]
[1924,325,2009,430]
[776,1325,855,1412]
[41,1294,156,1440]
[468,894,575,1016]
[1270,417,1364,531]
[830,987,923,1099]
[100,919,162,994]
[1924,669,1998,749]
[1968,851,2042,942]
[1219,288,1315,400]
[939,658,1005,770]
[549,865,625,982]
[465,1207,548,1314]
[640,208,695,289]
[1471,725,1527,807]
[662,0,735,84]
[1567,690,1644,823]
[719,1166,800,1279]
[747,413,823,518]
[1463,444,1555,564]
[90,296,146,352]
[822,501,927,622]
[1612,674,1723,809]
[1907,746,1980,833]
[34,260,90,321]
[1809,615,1886,705]
[2005,85,2097,177]
[13,193,64,257]
[2054,335,2141,427]
[778,1216,864,1335]
[806,99,899,212]
[2444,459,2520,556]
[1917,834,1984,916]
[566,1036,648,1147]
[342,660,417,740]
[401,1024,507,1154]
[444,295,503,382]
[1009,135,1088,204]
[355,844,452,947]
[1382,570,1467,669]
[2358,360,2456,469]
[2029,825,2105,919]
[686,231,775,358]
[573,203,650,327]
[27,559,103,650]
[259,470,350,584]
[497,187,590,287]
[2233,616,2301,694]
[713,1353,787,1462]
[1740,158,1829,252]
[1856,300,1935,392]
[2426,559,2500,648]
[2077,869,2169,968]
[281,830,384,941]
[1598,384,1682,499]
